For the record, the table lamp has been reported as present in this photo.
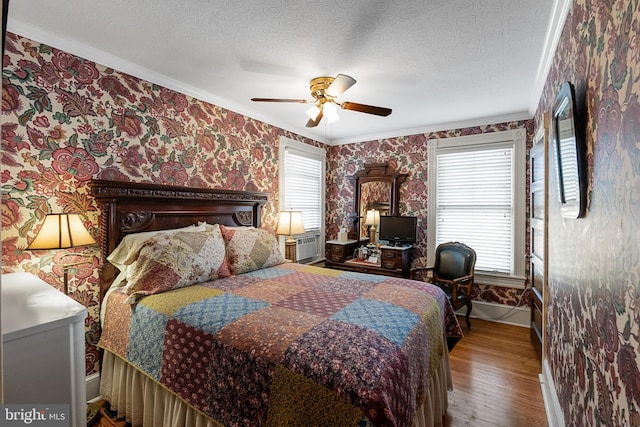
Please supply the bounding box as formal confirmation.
[27,213,96,295]
[276,210,305,262]
[365,209,380,244]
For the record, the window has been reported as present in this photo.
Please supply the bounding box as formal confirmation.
[428,129,526,288]
[279,137,326,260]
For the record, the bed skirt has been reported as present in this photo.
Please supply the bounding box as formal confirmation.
[100,349,452,427]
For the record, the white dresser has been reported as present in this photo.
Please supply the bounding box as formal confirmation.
[2,272,87,427]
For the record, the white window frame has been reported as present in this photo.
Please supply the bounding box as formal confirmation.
[279,136,326,262]
[427,129,527,289]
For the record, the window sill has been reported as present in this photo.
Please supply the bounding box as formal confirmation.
[475,271,526,289]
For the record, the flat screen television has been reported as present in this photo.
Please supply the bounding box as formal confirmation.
[378,215,417,246]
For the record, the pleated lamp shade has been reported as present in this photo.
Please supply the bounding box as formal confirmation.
[276,211,305,238]
[27,213,96,250]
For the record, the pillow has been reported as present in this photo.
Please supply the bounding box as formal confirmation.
[107,223,207,287]
[123,225,230,303]
[220,225,284,275]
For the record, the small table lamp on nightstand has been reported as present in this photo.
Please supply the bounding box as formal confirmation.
[27,213,96,295]
[276,210,305,263]
[365,209,380,245]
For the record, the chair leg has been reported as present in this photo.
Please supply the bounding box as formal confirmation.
[465,300,472,328]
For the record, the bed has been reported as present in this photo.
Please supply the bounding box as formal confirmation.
[90,179,463,427]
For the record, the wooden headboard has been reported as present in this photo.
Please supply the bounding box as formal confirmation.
[89,179,268,298]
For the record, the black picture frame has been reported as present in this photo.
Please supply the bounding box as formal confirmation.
[552,81,586,219]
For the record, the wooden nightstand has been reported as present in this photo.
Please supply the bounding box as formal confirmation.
[2,272,88,427]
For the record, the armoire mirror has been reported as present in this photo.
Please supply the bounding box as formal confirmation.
[348,163,408,240]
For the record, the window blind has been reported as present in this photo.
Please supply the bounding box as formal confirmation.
[284,150,322,232]
[435,145,514,273]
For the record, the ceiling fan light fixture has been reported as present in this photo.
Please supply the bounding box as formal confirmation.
[324,101,340,123]
[306,104,321,121]
[252,74,391,128]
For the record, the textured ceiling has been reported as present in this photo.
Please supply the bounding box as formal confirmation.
[7,0,560,145]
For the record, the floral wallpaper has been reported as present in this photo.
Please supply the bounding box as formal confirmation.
[3,2,637,423]
[1,32,321,375]
[534,0,640,424]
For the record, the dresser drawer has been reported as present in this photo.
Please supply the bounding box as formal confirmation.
[382,260,399,269]
[331,245,346,255]
[382,261,399,269]
[380,249,399,269]
[382,249,399,260]
[330,253,345,262]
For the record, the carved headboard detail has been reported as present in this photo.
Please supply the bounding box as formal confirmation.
[89,179,268,299]
[121,211,156,232]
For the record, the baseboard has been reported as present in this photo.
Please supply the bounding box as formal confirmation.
[455,300,530,327]
[86,372,100,402]
[540,359,565,426]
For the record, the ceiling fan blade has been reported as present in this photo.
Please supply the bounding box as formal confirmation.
[306,110,323,127]
[341,101,392,117]
[251,98,310,103]
[326,74,356,97]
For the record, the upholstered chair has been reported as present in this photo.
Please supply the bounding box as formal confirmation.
[411,242,476,328]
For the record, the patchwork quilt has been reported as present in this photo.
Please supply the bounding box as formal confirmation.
[99,263,463,426]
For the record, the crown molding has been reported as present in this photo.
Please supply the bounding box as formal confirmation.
[328,110,533,146]
[528,0,573,116]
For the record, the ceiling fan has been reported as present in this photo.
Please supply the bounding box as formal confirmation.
[251,74,392,128]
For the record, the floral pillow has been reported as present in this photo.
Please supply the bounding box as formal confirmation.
[107,223,207,287]
[220,225,284,275]
[123,225,230,303]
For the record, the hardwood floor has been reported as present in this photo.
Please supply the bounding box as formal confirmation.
[90,400,128,427]
[444,317,548,427]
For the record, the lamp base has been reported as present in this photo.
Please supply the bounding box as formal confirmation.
[284,238,297,263]
[369,226,377,245]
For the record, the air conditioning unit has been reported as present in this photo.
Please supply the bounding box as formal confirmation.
[296,234,319,261]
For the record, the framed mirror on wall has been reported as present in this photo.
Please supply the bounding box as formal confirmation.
[348,163,407,240]
[552,81,587,219]
[359,181,391,239]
